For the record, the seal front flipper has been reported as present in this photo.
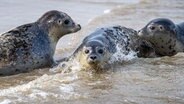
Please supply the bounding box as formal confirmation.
[52,44,83,73]
[50,56,76,73]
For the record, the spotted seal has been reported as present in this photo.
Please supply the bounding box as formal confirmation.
[138,18,184,56]
[57,26,155,72]
[0,10,81,75]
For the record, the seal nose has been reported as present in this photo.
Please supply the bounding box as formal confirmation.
[77,24,81,29]
[138,30,141,33]
[90,55,97,60]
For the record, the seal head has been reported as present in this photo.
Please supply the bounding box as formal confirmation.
[83,40,108,67]
[75,39,111,71]
[138,18,175,39]
[138,18,183,56]
[37,10,81,52]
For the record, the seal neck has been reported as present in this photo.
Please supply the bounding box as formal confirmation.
[37,22,58,56]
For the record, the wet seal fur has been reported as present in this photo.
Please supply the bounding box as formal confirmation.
[0,10,81,75]
[58,26,155,72]
[138,18,184,56]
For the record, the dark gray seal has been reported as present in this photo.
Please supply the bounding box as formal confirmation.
[0,10,81,75]
[57,26,155,72]
[138,18,184,56]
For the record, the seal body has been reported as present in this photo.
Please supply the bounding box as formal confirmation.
[0,10,81,75]
[60,26,155,71]
[138,18,184,56]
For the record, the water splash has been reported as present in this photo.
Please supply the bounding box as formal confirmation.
[50,58,81,73]
[109,43,137,64]
[0,73,83,102]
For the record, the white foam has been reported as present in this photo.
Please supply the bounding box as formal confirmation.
[0,73,82,101]
[104,9,111,14]
[28,89,49,99]
[0,74,50,96]
[0,99,11,104]
[60,84,74,93]
[87,18,93,24]
[28,89,80,100]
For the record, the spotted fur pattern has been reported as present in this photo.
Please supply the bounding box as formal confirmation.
[99,26,155,57]
[0,23,53,75]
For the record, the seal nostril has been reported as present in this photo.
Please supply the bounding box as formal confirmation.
[138,30,141,33]
[90,56,97,60]
[77,24,81,28]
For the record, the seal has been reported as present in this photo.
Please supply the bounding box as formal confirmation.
[57,26,155,72]
[0,10,81,75]
[138,18,184,56]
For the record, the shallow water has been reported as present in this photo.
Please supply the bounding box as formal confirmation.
[0,0,184,104]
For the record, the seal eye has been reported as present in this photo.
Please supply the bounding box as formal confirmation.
[64,19,70,25]
[149,26,155,31]
[98,49,104,54]
[84,49,90,54]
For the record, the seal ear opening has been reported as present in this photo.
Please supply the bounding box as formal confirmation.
[57,19,63,25]
[159,25,165,31]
